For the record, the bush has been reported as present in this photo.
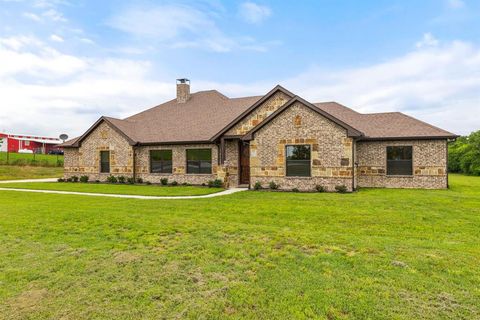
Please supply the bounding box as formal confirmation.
[106,175,118,183]
[170,181,178,186]
[315,185,326,192]
[201,183,206,187]
[145,181,152,185]
[57,178,65,182]
[208,179,223,188]
[335,185,348,193]
[253,181,262,190]
[79,175,89,183]
[160,178,168,186]
[95,180,100,183]
[127,177,135,184]
[292,187,300,192]
[117,176,126,184]
[269,181,279,190]
[66,177,73,182]
[136,178,143,184]
[71,175,79,183]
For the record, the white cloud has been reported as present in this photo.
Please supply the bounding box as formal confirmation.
[79,37,94,45]
[42,8,67,22]
[49,34,64,42]
[239,2,271,24]
[107,4,274,52]
[416,33,439,48]
[446,0,465,9]
[22,12,43,22]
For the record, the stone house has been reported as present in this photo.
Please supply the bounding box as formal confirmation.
[60,79,458,191]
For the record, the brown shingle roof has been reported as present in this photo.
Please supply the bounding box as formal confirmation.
[60,87,457,147]
[314,102,457,139]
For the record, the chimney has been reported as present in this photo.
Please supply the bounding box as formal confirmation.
[176,78,190,103]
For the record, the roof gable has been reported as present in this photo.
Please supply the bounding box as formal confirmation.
[242,96,364,141]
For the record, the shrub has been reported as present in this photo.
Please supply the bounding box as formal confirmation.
[292,187,300,192]
[79,175,89,183]
[315,185,326,192]
[253,181,262,190]
[201,183,206,187]
[57,178,65,182]
[66,177,72,182]
[95,180,100,183]
[136,178,143,184]
[208,179,223,188]
[117,176,126,184]
[71,175,79,183]
[170,181,178,186]
[269,181,279,190]
[106,175,118,183]
[160,178,168,186]
[145,181,152,185]
[335,185,348,193]
[127,177,135,184]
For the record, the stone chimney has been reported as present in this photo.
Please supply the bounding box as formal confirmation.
[176,78,190,103]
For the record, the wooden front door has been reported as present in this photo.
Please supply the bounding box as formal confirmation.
[239,142,250,185]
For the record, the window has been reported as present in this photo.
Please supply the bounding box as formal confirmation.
[387,146,413,176]
[150,150,172,173]
[186,149,212,174]
[100,151,110,173]
[286,145,311,177]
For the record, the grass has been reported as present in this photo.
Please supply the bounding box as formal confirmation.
[0,166,64,181]
[0,182,224,196]
[0,152,63,167]
[0,174,479,319]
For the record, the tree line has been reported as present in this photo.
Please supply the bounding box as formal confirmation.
[448,130,480,176]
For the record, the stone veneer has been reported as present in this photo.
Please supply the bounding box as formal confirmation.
[226,91,291,136]
[356,139,448,189]
[64,121,134,181]
[248,102,354,191]
[135,144,219,185]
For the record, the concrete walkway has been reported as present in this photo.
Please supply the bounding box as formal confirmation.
[0,178,58,183]
[0,185,248,199]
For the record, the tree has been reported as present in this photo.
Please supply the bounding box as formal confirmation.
[448,130,480,175]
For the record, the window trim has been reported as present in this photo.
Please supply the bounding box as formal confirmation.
[186,148,213,175]
[149,149,173,174]
[285,144,312,178]
[385,145,413,177]
[100,150,110,173]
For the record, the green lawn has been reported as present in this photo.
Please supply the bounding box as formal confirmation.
[0,152,63,167]
[0,174,479,319]
[0,182,223,196]
[0,166,63,181]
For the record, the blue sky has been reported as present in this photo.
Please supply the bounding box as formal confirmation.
[0,0,479,137]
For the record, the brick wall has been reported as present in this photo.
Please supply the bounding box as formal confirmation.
[249,102,354,191]
[356,139,447,189]
[64,121,134,181]
[135,144,219,185]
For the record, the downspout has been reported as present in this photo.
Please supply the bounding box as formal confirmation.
[446,139,449,189]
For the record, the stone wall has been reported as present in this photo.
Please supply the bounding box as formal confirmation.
[64,121,134,181]
[222,140,239,187]
[135,144,219,185]
[226,91,290,136]
[356,139,447,189]
[249,102,354,191]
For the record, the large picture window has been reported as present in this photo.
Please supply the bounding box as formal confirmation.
[150,150,172,173]
[186,149,212,174]
[100,151,110,173]
[286,145,311,177]
[387,146,413,176]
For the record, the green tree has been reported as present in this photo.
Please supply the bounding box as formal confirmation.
[448,130,480,175]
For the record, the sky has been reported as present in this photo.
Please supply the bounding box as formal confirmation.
[0,0,479,138]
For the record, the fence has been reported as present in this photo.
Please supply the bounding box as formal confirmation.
[0,152,64,167]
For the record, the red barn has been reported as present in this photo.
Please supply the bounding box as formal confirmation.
[0,132,62,154]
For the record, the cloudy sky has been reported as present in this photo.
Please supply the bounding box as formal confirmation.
[0,0,479,138]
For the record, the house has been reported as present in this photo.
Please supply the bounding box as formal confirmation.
[0,132,62,154]
[60,79,458,191]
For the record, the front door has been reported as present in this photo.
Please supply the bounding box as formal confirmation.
[239,142,250,185]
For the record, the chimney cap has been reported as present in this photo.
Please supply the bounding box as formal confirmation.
[176,78,190,84]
